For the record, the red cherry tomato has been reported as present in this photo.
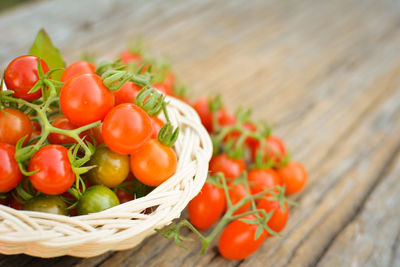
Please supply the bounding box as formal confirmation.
[227,182,251,216]
[115,188,135,204]
[60,73,115,126]
[277,162,307,194]
[113,81,141,105]
[0,144,22,193]
[130,139,177,186]
[48,117,87,145]
[120,50,142,64]
[102,103,152,154]
[248,168,280,196]
[209,154,246,180]
[0,108,32,145]
[188,182,226,230]
[257,199,289,233]
[152,82,173,95]
[224,122,257,147]
[251,135,286,164]
[163,72,175,90]
[4,55,49,101]
[61,61,96,82]
[28,145,75,195]
[150,116,165,139]
[9,196,24,210]
[192,97,235,132]
[218,214,268,260]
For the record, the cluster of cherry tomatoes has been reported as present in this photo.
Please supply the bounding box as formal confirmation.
[183,96,308,260]
[0,42,182,216]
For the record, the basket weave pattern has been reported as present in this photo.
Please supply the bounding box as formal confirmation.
[0,96,212,258]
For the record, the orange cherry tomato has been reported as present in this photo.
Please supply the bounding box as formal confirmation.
[277,162,307,194]
[150,116,165,139]
[113,81,141,105]
[130,139,177,186]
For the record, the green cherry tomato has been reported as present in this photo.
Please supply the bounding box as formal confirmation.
[87,146,130,188]
[23,195,68,215]
[77,185,120,215]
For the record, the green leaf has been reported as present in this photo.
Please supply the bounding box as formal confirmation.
[29,29,65,81]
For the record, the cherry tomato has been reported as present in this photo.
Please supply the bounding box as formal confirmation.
[4,55,49,101]
[28,145,75,195]
[218,214,268,260]
[248,168,280,196]
[152,82,173,95]
[113,81,141,105]
[257,199,289,233]
[0,144,22,193]
[60,73,115,126]
[28,115,41,132]
[209,154,246,180]
[120,50,142,64]
[224,122,257,147]
[227,182,251,216]
[77,185,120,215]
[87,146,130,188]
[47,116,87,145]
[0,108,32,145]
[192,97,235,132]
[251,136,286,164]
[89,125,104,145]
[61,61,96,82]
[150,116,165,139]
[277,162,307,194]
[23,195,68,215]
[188,182,226,230]
[102,103,152,154]
[9,196,23,210]
[29,130,41,145]
[130,139,177,186]
[115,188,135,204]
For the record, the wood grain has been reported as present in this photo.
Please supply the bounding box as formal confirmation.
[1,0,400,266]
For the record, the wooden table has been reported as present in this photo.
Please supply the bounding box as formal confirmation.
[1,0,400,266]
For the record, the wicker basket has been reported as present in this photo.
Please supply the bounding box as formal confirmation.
[0,96,212,258]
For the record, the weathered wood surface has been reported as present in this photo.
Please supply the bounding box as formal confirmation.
[1,0,400,266]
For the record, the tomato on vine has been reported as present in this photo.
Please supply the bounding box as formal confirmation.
[277,162,307,194]
[23,195,68,215]
[152,82,173,95]
[4,55,49,101]
[61,61,96,82]
[28,145,75,195]
[102,103,152,154]
[0,144,22,193]
[227,182,251,216]
[257,198,289,233]
[247,168,280,197]
[113,81,141,105]
[77,185,120,215]
[0,108,32,145]
[47,116,88,145]
[60,73,115,126]
[188,182,226,230]
[120,50,142,64]
[130,139,177,187]
[218,214,268,260]
[251,135,286,164]
[209,154,246,180]
[150,116,165,139]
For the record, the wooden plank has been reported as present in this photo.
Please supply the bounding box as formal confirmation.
[0,0,400,266]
